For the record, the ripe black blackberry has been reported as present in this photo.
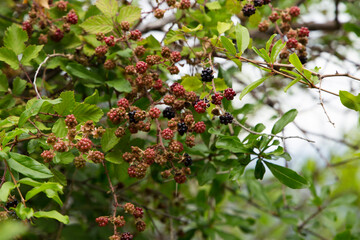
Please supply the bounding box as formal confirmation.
[177,122,188,136]
[183,153,192,167]
[5,199,18,209]
[299,56,307,64]
[163,107,175,119]
[128,111,139,123]
[219,112,233,125]
[242,4,256,17]
[201,68,214,82]
[253,0,264,7]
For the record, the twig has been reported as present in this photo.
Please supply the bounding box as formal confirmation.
[297,206,323,232]
[318,76,335,127]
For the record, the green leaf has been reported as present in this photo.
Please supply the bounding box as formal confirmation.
[101,128,120,152]
[239,76,268,100]
[54,152,74,164]
[206,78,228,91]
[13,204,34,220]
[266,34,276,53]
[271,109,297,134]
[182,24,203,33]
[339,90,360,111]
[0,74,8,92]
[235,24,250,54]
[217,22,232,35]
[21,45,43,66]
[117,6,141,24]
[105,151,123,164]
[220,36,237,55]
[80,15,113,34]
[8,152,53,179]
[164,30,185,45]
[254,160,265,180]
[34,210,69,224]
[270,40,285,63]
[54,91,76,115]
[66,62,103,85]
[181,76,202,91]
[25,182,62,200]
[284,77,301,92]
[0,221,28,240]
[0,47,19,70]
[73,103,103,123]
[264,161,309,189]
[84,90,99,104]
[95,0,118,17]
[197,163,217,186]
[216,136,251,153]
[50,169,67,186]
[259,48,271,63]
[52,119,67,138]
[4,24,28,55]
[0,182,16,202]
[18,99,45,127]
[205,1,221,10]
[12,77,27,96]
[289,53,303,72]
[106,79,132,93]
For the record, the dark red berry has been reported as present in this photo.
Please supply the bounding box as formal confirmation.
[298,27,310,37]
[133,207,144,218]
[289,6,300,17]
[104,35,115,47]
[242,4,256,17]
[224,88,236,100]
[179,0,191,9]
[54,141,67,152]
[67,10,78,24]
[194,101,207,113]
[286,38,298,49]
[50,28,64,42]
[170,51,181,62]
[129,29,142,40]
[41,150,54,163]
[149,107,161,119]
[95,45,108,56]
[211,93,223,105]
[87,150,104,163]
[96,216,109,227]
[120,232,134,240]
[170,83,185,97]
[162,128,174,140]
[194,121,206,133]
[76,138,92,153]
[117,98,129,109]
[136,61,148,74]
[65,114,77,128]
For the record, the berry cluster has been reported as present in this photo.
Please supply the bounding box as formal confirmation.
[242,0,271,17]
[219,112,234,125]
[201,68,214,82]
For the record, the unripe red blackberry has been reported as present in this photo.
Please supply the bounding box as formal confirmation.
[135,220,146,232]
[123,203,135,214]
[65,114,78,128]
[54,141,67,152]
[170,51,182,63]
[136,61,148,74]
[120,21,130,31]
[74,156,86,168]
[117,98,129,109]
[47,134,57,145]
[104,35,115,47]
[95,45,108,57]
[149,107,161,119]
[129,29,142,40]
[185,135,195,147]
[41,150,54,163]
[22,21,33,36]
[286,38,298,49]
[115,127,126,138]
[174,173,186,184]
[224,88,236,100]
[125,65,136,75]
[242,4,256,17]
[113,215,126,227]
[281,12,291,22]
[67,10,78,24]
[169,140,184,153]
[133,207,144,218]
[50,28,64,42]
[167,66,180,75]
[56,0,68,11]
[162,128,174,140]
[269,11,280,23]
[211,93,223,105]
[146,55,161,66]
[107,108,122,124]
[134,46,146,56]
[298,27,310,37]
[164,95,175,105]
[179,0,191,9]
[144,148,156,164]
[258,20,269,32]
[154,8,165,18]
[88,150,104,163]
[76,138,92,153]
[161,46,171,58]
[96,216,109,227]
[171,83,185,97]
[120,232,134,240]
[194,121,206,133]
[153,79,163,90]
[104,59,116,69]
[184,114,194,126]
[194,101,207,113]
[289,6,300,17]
[38,34,48,44]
